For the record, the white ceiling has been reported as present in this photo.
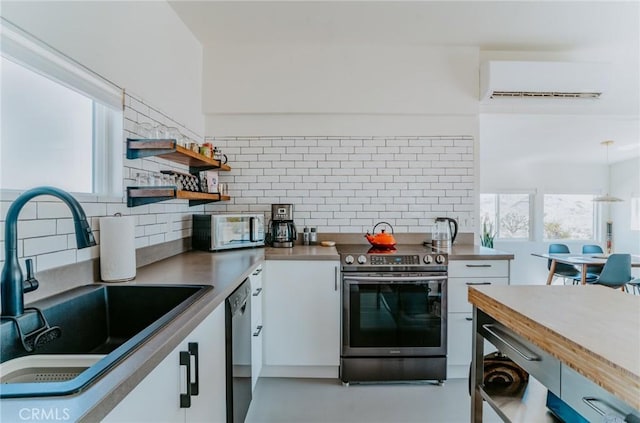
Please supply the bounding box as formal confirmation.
[169,1,640,164]
[170,1,637,50]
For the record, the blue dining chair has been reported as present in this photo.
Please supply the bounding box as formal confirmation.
[582,244,604,277]
[626,278,640,295]
[548,244,597,285]
[588,254,633,291]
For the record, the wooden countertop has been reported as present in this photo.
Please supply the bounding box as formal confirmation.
[468,285,640,410]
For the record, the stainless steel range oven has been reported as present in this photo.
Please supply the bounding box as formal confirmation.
[339,245,448,385]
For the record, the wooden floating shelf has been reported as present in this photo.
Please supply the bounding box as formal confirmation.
[126,138,231,173]
[125,138,234,207]
[127,186,230,208]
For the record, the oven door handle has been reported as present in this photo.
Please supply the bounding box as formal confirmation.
[342,275,446,283]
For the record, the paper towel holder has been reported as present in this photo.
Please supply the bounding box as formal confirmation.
[99,213,136,283]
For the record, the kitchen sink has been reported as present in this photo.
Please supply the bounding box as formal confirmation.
[0,355,105,384]
[0,284,212,398]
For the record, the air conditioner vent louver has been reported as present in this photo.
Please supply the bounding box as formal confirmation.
[490,91,602,99]
[480,61,610,102]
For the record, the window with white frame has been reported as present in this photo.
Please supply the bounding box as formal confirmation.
[0,18,122,195]
[543,194,596,240]
[480,193,531,239]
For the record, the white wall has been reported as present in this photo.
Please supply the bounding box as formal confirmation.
[1,1,204,135]
[611,157,640,256]
[203,44,479,135]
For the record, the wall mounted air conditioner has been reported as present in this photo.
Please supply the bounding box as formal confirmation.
[480,61,610,101]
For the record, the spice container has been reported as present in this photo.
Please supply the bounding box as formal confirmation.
[310,227,318,245]
[303,227,310,246]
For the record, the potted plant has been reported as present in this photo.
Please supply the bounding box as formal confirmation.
[481,217,496,248]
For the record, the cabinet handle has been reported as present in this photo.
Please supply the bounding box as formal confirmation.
[188,342,199,396]
[465,282,492,286]
[252,287,263,296]
[582,397,627,417]
[179,351,192,408]
[253,268,262,276]
[465,317,473,321]
[335,266,339,291]
[482,324,541,362]
[253,325,263,337]
[466,264,492,268]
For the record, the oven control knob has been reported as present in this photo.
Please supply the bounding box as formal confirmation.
[423,255,433,264]
[357,255,367,264]
[435,254,446,264]
[344,255,355,264]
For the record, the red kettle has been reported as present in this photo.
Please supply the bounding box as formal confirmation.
[365,222,397,249]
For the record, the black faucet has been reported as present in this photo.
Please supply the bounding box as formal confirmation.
[1,186,96,317]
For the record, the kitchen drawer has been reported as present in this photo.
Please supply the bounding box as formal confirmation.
[448,277,508,313]
[561,365,639,422]
[449,260,509,278]
[478,317,560,394]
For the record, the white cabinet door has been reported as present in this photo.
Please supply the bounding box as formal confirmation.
[103,346,185,423]
[447,259,510,378]
[103,305,226,423]
[250,265,264,391]
[185,305,226,423]
[264,260,340,367]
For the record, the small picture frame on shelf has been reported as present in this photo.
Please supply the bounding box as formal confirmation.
[200,170,218,194]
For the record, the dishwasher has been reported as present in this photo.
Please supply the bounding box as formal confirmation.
[226,279,252,423]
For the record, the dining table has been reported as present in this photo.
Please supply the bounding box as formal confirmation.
[531,252,640,285]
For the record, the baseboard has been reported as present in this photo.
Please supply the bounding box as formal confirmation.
[261,365,339,378]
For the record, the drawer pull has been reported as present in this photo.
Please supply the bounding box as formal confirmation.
[466,282,492,286]
[179,351,192,408]
[466,264,492,268]
[582,397,627,418]
[465,317,473,321]
[482,324,541,362]
[252,287,263,296]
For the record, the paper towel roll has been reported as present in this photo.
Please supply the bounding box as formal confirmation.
[99,215,136,282]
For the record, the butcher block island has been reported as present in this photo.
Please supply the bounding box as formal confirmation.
[468,285,640,422]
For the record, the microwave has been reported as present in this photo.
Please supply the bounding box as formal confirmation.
[192,213,265,251]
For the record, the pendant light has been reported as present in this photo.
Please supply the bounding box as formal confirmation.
[593,140,623,202]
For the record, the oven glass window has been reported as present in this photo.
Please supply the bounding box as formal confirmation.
[348,282,443,348]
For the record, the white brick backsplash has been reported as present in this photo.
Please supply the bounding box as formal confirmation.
[205,134,475,233]
[24,235,68,256]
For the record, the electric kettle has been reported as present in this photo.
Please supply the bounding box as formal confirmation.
[432,217,458,249]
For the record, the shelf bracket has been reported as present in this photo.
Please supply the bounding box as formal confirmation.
[127,186,176,207]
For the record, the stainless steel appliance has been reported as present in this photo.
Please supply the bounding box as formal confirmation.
[431,217,458,249]
[269,204,297,248]
[340,244,448,384]
[192,213,265,251]
[226,279,252,423]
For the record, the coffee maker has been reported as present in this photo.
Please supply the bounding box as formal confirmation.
[269,204,297,248]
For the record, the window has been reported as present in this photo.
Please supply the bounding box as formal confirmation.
[480,193,531,239]
[543,194,596,240]
[0,18,122,195]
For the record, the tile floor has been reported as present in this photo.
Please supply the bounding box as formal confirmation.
[245,377,504,423]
